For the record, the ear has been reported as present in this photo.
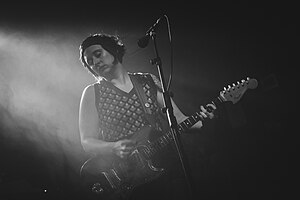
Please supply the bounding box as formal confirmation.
[112,56,119,65]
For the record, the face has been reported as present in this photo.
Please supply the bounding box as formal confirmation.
[83,44,116,77]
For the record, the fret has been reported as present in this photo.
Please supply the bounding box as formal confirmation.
[158,138,166,147]
[166,131,172,139]
[148,145,155,156]
[156,138,162,148]
[142,148,151,159]
[151,146,157,155]
[148,148,154,157]
[189,115,197,124]
[165,132,174,143]
[187,117,196,127]
[212,97,222,107]
[161,135,169,145]
[181,121,189,130]
[186,118,192,126]
[151,142,157,151]
[193,114,200,121]
[178,124,184,132]
[195,111,204,120]
[144,148,151,156]
[153,140,161,150]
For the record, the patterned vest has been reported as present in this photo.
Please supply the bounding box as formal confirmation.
[94,73,163,142]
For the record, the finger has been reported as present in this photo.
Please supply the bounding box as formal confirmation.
[119,151,130,158]
[200,106,207,113]
[121,146,126,150]
[122,139,136,146]
[121,139,131,144]
[210,103,217,109]
[123,146,134,152]
[206,104,216,112]
[200,111,208,118]
[118,151,124,158]
[205,106,213,113]
[207,112,214,119]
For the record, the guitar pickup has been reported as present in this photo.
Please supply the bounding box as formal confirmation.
[102,170,121,190]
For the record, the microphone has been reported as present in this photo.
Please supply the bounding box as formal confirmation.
[137,17,162,48]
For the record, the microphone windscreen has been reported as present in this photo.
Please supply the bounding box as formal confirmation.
[137,35,150,48]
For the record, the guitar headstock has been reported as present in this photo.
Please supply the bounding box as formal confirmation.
[220,77,258,104]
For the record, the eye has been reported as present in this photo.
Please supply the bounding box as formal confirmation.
[94,50,102,58]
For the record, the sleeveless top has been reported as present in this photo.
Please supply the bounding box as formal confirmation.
[93,72,164,142]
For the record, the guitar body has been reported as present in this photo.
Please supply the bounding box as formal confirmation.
[80,126,166,200]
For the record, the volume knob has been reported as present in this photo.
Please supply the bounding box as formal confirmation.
[92,182,104,194]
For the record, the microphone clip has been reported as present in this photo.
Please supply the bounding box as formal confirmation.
[145,17,161,35]
[137,17,162,48]
[150,57,161,66]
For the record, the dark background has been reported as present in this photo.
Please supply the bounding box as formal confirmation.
[0,1,296,199]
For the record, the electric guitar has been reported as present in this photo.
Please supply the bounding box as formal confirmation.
[79,78,258,200]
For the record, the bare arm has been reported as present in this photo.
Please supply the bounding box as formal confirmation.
[79,85,135,158]
[79,85,113,156]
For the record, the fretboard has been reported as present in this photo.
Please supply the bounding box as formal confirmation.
[142,96,224,158]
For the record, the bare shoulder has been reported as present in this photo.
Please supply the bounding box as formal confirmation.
[80,84,96,104]
[83,84,95,95]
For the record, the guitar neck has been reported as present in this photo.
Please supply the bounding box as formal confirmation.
[144,96,224,158]
[178,96,223,132]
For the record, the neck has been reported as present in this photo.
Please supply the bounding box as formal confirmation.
[111,71,133,93]
[111,70,130,86]
[106,63,130,85]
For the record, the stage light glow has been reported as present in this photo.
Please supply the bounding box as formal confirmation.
[0,28,93,185]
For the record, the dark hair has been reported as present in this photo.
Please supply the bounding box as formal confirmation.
[79,33,126,78]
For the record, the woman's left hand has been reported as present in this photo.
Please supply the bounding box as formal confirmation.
[199,103,216,119]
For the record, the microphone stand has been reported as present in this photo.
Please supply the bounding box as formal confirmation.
[149,29,195,199]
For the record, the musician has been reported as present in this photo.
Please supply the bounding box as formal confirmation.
[78,33,216,200]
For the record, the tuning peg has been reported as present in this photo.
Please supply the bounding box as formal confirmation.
[246,77,250,81]
[224,87,227,91]
[227,85,231,89]
[241,79,245,86]
[232,83,236,90]
[237,81,240,85]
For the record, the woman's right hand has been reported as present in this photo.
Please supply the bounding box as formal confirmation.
[113,139,136,158]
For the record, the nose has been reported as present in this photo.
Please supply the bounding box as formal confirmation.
[92,56,102,66]
[90,56,102,66]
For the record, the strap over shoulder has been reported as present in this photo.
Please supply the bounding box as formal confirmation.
[130,74,152,114]
[130,73,157,127]
[130,72,170,131]
[130,72,162,91]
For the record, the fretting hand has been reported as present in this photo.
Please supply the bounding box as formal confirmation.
[199,103,216,119]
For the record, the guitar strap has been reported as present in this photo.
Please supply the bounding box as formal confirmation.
[131,74,157,128]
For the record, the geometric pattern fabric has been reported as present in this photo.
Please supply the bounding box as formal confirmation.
[94,73,160,141]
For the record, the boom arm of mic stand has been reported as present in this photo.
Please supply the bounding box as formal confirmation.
[149,31,195,199]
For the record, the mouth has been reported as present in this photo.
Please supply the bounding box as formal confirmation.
[94,65,107,72]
